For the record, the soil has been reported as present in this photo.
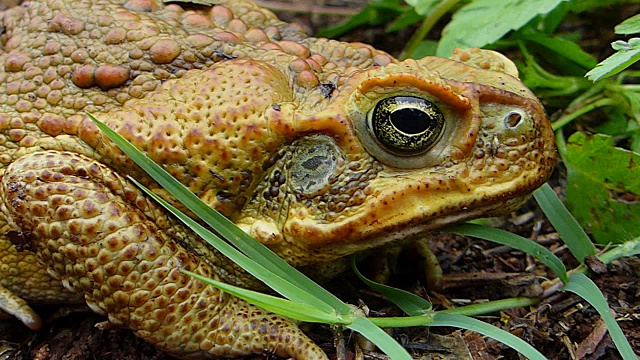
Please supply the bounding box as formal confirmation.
[1,1,639,360]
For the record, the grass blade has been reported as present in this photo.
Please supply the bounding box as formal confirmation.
[430,313,548,360]
[533,183,596,262]
[350,257,432,316]
[599,236,640,264]
[564,273,636,360]
[443,222,568,283]
[346,317,413,360]
[184,270,352,324]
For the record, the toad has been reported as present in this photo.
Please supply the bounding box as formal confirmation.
[0,0,555,358]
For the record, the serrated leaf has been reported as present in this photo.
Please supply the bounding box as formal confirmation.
[404,0,439,15]
[436,0,568,56]
[564,133,640,244]
[615,14,640,35]
[586,39,640,81]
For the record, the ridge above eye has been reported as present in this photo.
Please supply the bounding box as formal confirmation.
[368,96,445,156]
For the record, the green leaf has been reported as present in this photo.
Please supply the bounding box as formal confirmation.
[318,0,406,38]
[615,14,640,35]
[564,273,636,360]
[386,8,424,32]
[316,7,375,38]
[410,40,438,58]
[522,33,597,69]
[586,39,640,81]
[351,257,432,316]
[533,183,596,262]
[539,0,571,33]
[621,90,640,125]
[184,270,352,324]
[572,0,632,13]
[404,0,439,16]
[436,0,568,56]
[563,133,640,244]
[594,106,636,137]
[346,317,413,360]
[443,222,568,283]
[430,313,548,360]
[517,54,590,98]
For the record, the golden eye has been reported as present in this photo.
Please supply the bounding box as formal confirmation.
[368,96,444,156]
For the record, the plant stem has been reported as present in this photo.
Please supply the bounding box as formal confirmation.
[400,0,460,60]
[366,297,540,329]
[440,297,538,316]
[598,236,640,263]
[551,98,616,131]
[563,80,608,113]
[367,314,433,327]
[555,128,568,158]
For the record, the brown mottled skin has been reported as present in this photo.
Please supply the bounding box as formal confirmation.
[0,0,556,358]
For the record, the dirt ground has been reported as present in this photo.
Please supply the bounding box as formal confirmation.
[1,0,639,359]
[3,204,639,359]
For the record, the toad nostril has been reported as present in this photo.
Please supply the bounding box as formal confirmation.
[504,111,523,128]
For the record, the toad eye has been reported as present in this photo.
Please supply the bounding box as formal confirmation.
[368,96,445,156]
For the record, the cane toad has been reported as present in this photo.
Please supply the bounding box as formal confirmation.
[0,0,556,358]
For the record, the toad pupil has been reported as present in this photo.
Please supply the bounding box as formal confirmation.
[370,96,445,156]
[389,107,430,134]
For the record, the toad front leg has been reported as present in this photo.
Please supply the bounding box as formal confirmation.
[0,150,326,359]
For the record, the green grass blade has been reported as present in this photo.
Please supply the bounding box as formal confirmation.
[430,313,548,360]
[346,317,413,360]
[599,236,640,264]
[443,222,568,283]
[184,270,352,324]
[88,114,349,313]
[533,183,596,262]
[564,273,636,360]
[130,177,337,314]
[350,257,432,316]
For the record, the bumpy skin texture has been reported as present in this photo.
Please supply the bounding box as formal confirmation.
[0,0,556,358]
